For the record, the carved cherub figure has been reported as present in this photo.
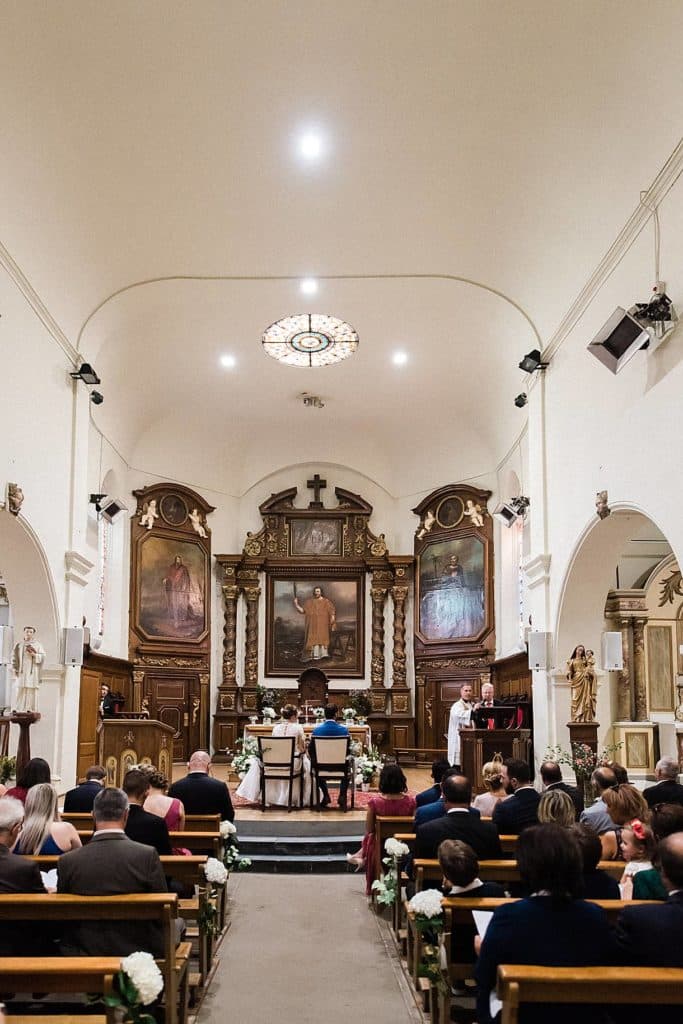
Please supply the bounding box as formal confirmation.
[596,490,611,520]
[465,499,485,528]
[189,507,208,538]
[139,498,159,530]
[7,482,24,516]
[417,509,436,539]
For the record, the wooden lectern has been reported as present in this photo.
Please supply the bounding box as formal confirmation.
[461,727,532,794]
[97,718,175,787]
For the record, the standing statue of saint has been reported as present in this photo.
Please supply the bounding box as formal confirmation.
[567,644,597,723]
[11,625,45,713]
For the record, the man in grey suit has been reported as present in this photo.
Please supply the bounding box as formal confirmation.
[579,766,618,834]
[0,796,47,955]
[57,786,168,957]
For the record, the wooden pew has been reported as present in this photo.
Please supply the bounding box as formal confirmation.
[0,893,190,1024]
[7,1018,107,1024]
[496,965,683,1024]
[393,832,518,855]
[74,830,221,857]
[62,812,220,833]
[427,898,661,1024]
[372,816,415,905]
[414,857,624,891]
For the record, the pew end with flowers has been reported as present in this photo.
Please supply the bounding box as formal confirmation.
[103,951,164,1024]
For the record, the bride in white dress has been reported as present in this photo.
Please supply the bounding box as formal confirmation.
[236,704,311,806]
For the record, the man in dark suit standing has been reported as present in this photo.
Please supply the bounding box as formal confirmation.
[616,832,683,965]
[540,760,584,819]
[57,786,168,957]
[0,796,47,954]
[415,775,502,862]
[169,749,235,821]
[492,757,540,834]
[123,768,172,855]
[63,764,106,812]
[643,756,683,809]
[471,682,503,729]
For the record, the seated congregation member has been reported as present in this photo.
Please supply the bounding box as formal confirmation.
[415,758,450,807]
[475,824,617,1024]
[599,783,650,860]
[537,789,576,828]
[439,839,505,972]
[0,796,50,956]
[57,786,168,957]
[414,766,480,827]
[616,818,655,899]
[310,704,350,809]
[63,764,106,812]
[123,768,172,855]
[5,756,51,805]
[169,749,234,821]
[643,756,683,809]
[616,832,683,966]
[471,758,508,817]
[602,759,629,785]
[415,774,502,869]
[237,703,311,806]
[13,783,81,855]
[347,763,415,896]
[579,766,618,834]
[540,759,583,819]
[569,824,620,900]
[633,803,683,900]
[492,758,540,835]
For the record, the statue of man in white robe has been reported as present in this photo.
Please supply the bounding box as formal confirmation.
[12,625,45,713]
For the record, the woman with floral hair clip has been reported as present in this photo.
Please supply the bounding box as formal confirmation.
[618,818,656,899]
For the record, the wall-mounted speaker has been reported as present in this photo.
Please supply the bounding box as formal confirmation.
[602,631,624,671]
[61,627,84,667]
[0,624,14,665]
[528,631,552,671]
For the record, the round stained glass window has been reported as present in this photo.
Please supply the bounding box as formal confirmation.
[262,314,359,367]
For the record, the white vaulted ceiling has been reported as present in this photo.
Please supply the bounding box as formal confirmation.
[2,1,682,495]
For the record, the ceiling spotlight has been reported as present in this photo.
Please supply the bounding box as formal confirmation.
[90,391,104,405]
[70,362,101,385]
[299,132,324,160]
[518,349,548,373]
[493,495,530,528]
[220,354,236,369]
[300,278,318,296]
[514,393,527,408]
[392,351,408,366]
[301,392,325,409]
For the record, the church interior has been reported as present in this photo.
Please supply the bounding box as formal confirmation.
[2,2,683,1022]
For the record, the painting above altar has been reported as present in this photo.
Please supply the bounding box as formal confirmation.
[418,535,485,641]
[266,575,364,677]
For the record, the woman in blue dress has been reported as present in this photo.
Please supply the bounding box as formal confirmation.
[13,782,82,855]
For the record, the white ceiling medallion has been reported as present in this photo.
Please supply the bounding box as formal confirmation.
[262,313,359,367]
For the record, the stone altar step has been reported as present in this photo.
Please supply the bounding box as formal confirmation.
[235,823,365,873]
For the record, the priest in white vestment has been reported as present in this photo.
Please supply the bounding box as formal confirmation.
[447,682,474,768]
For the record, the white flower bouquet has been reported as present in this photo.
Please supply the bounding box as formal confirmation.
[385,837,410,859]
[408,888,444,929]
[341,706,356,720]
[230,736,258,777]
[219,819,237,838]
[204,857,229,886]
[262,705,276,720]
[313,706,325,721]
[105,950,163,1023]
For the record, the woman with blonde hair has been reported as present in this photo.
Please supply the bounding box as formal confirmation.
[538,788,575,828]
[471,757,507,816]
[13,782,81,855]
[600,783,650,860]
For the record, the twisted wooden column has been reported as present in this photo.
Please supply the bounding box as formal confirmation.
[391,585,408,687]
[632,617,648,722]
[370,583,388,687]
[243,585,261,689]
[221,583,239,688]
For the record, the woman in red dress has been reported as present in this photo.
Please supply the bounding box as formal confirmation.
[349,763,416,895]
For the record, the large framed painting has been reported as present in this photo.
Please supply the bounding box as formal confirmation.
[417,535,487,642]
[137,535,208,642]
[266,575,364,677]
[289,518,342,557]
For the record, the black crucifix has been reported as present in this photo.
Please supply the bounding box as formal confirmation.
[307,473,327,509]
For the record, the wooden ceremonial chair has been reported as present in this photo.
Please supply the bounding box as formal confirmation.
[309,736,355,811]
[257,735,304,812]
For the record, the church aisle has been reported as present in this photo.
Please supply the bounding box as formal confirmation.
[198,872,422,1024]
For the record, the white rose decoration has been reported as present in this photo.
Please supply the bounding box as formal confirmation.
[385,838,410,858]
[120,951,164,1005]
[220,820,237,838]
[204,857,228,885]
[408,889,443,918]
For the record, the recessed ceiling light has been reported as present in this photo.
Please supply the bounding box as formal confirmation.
[392,351,408,366]
[300,278,318,295]
[299,132,324,160]
[220,354,236,369]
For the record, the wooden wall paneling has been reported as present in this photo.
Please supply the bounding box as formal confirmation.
[77,653,133,784]
[646,623,675,712]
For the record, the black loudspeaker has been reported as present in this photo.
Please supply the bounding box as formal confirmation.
[61,627,84,667]
[601,631,624,671]
[528,632,552,671]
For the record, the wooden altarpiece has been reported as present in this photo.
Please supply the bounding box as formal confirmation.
[412,484,496,751]
[213,481,414,756]
[129,483,214,760]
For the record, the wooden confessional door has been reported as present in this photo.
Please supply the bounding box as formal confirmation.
[145,675,200,761]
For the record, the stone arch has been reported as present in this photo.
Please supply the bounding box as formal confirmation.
[0,512,60,660]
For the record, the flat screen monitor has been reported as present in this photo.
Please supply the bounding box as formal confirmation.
[587,307,651,374]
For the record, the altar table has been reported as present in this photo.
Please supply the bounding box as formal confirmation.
[243,722,372,749]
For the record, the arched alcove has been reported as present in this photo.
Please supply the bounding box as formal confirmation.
[0,513,60,658]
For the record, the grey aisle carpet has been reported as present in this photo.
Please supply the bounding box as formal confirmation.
[197,872,422,1024]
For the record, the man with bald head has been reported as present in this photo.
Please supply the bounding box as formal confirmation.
[168,749,235,821]
[579,766,617,834]
[616,833,683,966]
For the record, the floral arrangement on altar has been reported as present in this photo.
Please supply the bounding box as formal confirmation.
[104,951,163,1024]
[220,820,251,872]
[355,746,382,785]
[370,837,410,907]
[313,706,325,722]
[261,705,276,722]
[349,689,372,719]
[341,706,356,722]
[230,736,258,778]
